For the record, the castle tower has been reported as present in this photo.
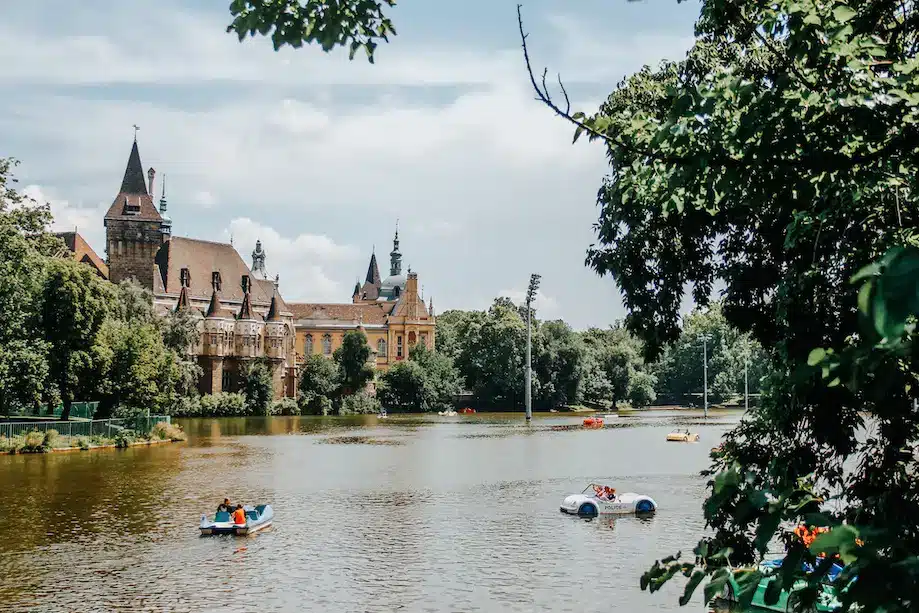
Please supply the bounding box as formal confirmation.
[389,228,402,277]
[158,174,172,239]
[103,137,167,289]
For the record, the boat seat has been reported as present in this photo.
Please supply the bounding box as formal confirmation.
[255,505,267,515]
[215,511,231,523]
[246,510,258,521]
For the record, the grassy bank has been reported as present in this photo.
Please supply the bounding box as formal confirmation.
[0,421,187,455]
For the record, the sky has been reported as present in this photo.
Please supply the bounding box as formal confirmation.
[0,0,701,329]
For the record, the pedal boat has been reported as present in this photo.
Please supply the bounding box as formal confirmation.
[200,504,273,536]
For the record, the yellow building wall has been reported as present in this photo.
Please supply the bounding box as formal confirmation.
[294,323,435,371]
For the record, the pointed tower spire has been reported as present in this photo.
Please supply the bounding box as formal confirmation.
[266,291,283,321]
[206,288,227,318]
[389,224,402,277]
[237,290,254,320]
[364,251,381,286]
[120,140,148,195]
[175,285,190,311]
[429,296,435,317]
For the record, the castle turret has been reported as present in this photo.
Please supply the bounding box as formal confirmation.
[103,137,167,289]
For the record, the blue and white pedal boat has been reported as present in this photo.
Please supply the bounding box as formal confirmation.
[200,504,273,536]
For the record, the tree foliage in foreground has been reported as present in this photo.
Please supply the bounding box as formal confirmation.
[565,0,919,609]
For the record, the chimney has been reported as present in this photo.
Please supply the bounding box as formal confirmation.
[147,167,156,197]
[405,271,419,297]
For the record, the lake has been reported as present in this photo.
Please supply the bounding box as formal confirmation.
[0,409,740,612]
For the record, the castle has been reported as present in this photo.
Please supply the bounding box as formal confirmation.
[63,138,435,399]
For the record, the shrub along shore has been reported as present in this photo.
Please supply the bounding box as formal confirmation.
[0,421,187,455]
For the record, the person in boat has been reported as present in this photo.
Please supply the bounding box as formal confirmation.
[217,498,232,513]
[231,504,246,525]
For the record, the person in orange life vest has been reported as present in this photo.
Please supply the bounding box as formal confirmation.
[231,504,246,525]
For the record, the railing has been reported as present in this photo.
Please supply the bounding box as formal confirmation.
[0,415,171,441]
[4,401,100,420]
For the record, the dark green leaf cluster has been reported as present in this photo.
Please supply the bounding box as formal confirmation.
[226,0,396,62]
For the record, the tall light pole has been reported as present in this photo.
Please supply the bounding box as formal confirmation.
[744,350,749,411]
[525,273,541,422]
[700,333,710,418]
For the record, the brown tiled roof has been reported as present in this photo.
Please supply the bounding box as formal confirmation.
[287,302,391,324]
[53,231,109,279]
[391,295,430,318]
[154,237,273,305]
[104,141,163,222]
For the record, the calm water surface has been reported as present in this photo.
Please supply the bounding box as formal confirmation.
[0,410,741,612]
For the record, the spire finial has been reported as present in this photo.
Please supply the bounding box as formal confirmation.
[133,124,139,142]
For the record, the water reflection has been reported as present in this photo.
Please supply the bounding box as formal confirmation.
[0,410,742,612]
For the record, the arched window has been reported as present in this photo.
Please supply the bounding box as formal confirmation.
[408,331,417,346]
[304,334,313,355]
[322,334,332,355]
[377,338,387,357]
[394,286,401,298]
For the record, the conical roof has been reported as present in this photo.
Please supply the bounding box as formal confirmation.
[120,140,148,195]
[205,289,232,318]
[365,252,381,286]
[266,292,283,321]
[175,285,190,311]
[237,290,254,320]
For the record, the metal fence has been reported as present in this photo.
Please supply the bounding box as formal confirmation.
[0,415,171,441]
[5,401,100,420]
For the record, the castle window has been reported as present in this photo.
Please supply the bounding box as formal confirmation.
[211,271,222,292]
[222,370,231,391]
[180,268,190,288]
[241,275,250,293]
[304,334,313,355]
[408,331,417,346]
[394,286,401,298]
[322,334,332,355]
[420,333,428,348]
[397,336,403,358]
[377,338,387,357]
[257,335,262,350]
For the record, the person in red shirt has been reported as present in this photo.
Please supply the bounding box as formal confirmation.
[231,504,246,525]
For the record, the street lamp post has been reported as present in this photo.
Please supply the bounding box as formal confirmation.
[525,273,541,422]
[744,352,749,411]
[701,333,710,418]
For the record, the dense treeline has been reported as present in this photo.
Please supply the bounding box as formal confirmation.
[0,159,201,420]
[367,297,768,413]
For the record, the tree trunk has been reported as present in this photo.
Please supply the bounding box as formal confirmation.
[60,398,72,421]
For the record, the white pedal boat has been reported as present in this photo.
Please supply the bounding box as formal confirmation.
[200,504,273,536]
[560,484,657,517]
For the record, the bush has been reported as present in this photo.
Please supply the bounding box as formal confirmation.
[114,429,137,448]
[339,392,381,415]
[150,421,187,441]
[169,395,203,417]
[199,392,246,417]
[42,429,60,449]
[20,430,47,452]
[74,436,91,450]
[269,397,300,416]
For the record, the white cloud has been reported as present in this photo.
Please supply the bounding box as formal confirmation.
[22,185,109,256]
[0,2,697,329]
[225,218,361,303]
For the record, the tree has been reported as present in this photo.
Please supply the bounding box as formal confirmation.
[0,339,51,416]
[298,353,338,415]
[456,299,526,408]
[534,320,583,408]
[377,360,426,411]
[522,0,919,608]
[627,370,657,409]
[39,259,113,420]
[333,330,375,395]
[242,357,274,415]
[95,321,176,417]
